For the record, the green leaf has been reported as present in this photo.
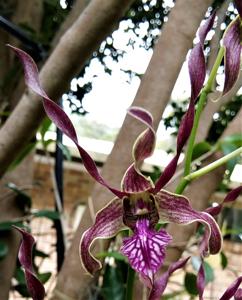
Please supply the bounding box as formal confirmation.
[220,143,238,172]
[220,251,228,269]
[39,117,52,140]
[101,265,126,300]
[0,221,24,231]
[203,261,214,283]
[184,272,198,295]
[56,141,72,161]
[33,210,60,220]
[192,141,211,160]
[8,142,36,171]
[6,182,32,210]
[14,267,26,285]
[97,251,127,262]
[14,284,30,297]
[221,134,242,147]
[38,272,51,284]
[0,241,8,259]
[34,248,49,258]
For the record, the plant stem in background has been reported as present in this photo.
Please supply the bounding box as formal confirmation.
[125,265,135,300]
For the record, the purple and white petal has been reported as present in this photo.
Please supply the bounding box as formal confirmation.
[121,163,154,193]
[156,190,222,256]
[13,226,45,300]
[121,219,172,283]
[80,198,124,275]
[148,257,190,300]
[128,106,156,163]
[206,186,242,216]
[9,45,127,199]
[219,276,242,300]
[223,17,242,95]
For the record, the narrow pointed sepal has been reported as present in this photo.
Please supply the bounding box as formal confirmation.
[219,276,242,300]
[223,16,242,95]
[235,288,242,300]
[8,45,126,199]
[148,257,190,300]
[121,219,171,283]
[206,186,242,216]
[156,190,222,256]
[13,226,45,300]
[80,198,124,275]
[197,261,205,300]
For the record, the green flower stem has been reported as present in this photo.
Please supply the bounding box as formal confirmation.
[125,264,135,300]
[183,46,225,179]
[184,147,242,182]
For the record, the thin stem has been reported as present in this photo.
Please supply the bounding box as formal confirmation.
[125,265,135,300]
[182,47,225,179]
[184,147,242,182]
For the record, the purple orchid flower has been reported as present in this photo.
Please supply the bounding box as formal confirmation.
[222,1,242,94]
[8,10,221,298]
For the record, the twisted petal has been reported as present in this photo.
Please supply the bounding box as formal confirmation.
[13,226,45,300]
[152,14,215,193]
[148,257,190,300]
[9,45,126,199]
[219,276,242,300]
[156,190,222,256]
[128,106,156,164]
[223,16,242,95]
[235,288,242,300]
[121,163,154,193]
[80,198,124,275]
[206,186,242,216]
[121,219,171,283]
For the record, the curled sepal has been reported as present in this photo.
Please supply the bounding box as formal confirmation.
[13,226,45,300]
[206,186,242,216]
[148,257,190,300]
[128,106,156,164]
[121,163,154,193]
[121,219,172,283]
[156,190,222,256]
[219,276,242,300]
[80,198,124,275]
[8,45,126,199]
[197,260,205,300]
[223,16,242,95]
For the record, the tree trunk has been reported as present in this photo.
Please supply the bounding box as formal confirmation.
[51,1,213,299]
[0,0,135,177]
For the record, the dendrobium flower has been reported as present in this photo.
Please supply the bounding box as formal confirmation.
[11,8,242,298]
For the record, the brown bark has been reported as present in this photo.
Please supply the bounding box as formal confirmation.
[0,0,135,178]
[164,107,242,267]
[51,0,213,299]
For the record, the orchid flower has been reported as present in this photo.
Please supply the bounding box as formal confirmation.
[222,0,242,94]
[8,10,223,298]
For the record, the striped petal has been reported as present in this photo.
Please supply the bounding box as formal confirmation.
[148,257,190,300]
[128,106,156,164]
[13,226,45,300]
[121,163,154,193]
[80,198,124,275]
[121,219,172,283]
[223,16,242,95]
[8,45,126,199]
[197,261,206,300]
[156,190,222,256]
